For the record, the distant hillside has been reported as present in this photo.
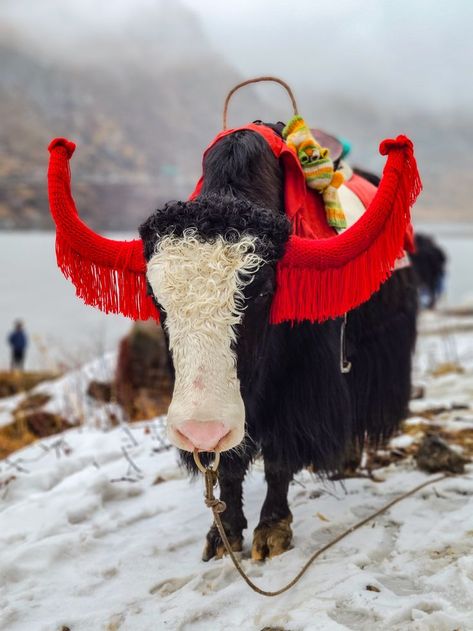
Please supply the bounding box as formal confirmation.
[0,2,278,230]
[0,0,471,228]
[306,93,473,223]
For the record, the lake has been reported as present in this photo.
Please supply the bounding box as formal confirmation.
[0,232,131,370]
[1,226,472,370]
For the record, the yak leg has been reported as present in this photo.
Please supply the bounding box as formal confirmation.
[202,455,250,561]
[252,460,293,561]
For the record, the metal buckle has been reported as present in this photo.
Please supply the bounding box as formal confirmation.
[193,449,221,474]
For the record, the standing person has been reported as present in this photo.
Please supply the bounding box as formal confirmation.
[8,320,28,372]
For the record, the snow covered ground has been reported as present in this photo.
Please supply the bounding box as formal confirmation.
[0,353,120,432]
[1,312,473,631]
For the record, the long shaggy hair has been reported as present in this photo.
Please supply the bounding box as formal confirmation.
[410,233,447,309]
[141,124,418,475]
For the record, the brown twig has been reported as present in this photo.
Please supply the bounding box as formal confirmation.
[195,449,451,598]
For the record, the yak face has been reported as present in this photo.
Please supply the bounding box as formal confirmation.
[139,194,290,453]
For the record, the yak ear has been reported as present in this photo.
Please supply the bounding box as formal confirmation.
[48,138,159,322]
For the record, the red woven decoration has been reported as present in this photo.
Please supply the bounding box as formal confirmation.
[47,138,158,321]
[47,126,421,324]
[270,134,422,323]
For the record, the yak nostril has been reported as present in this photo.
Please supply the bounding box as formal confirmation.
[178,420,229,451]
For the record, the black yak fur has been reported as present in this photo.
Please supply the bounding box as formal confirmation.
[410,233,447,309]
[140,124,418,559]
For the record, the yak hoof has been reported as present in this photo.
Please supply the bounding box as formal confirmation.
[251,514,293,561]
[202,523,243,562]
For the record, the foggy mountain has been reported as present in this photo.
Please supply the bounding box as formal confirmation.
[0,0,471,229]
[0,0,280,229]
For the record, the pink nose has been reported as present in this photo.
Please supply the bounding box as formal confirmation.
[178,420,229,451]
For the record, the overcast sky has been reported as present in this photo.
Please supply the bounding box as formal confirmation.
[179,0,472,113]
[2,0,471,113]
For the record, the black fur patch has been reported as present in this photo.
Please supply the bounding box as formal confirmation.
[139,193,291,264]
[410,233,447,309]
[200,129,284,211]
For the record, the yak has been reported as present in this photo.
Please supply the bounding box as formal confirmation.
[410,233,447,309]
[138,123,419,561]
[47,119,420,562]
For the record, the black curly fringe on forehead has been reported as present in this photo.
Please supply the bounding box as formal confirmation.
[139,193,291,264]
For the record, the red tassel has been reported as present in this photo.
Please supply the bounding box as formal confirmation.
[48,131,420,327]
[55,233,158,320]
[48,139,159,322]
[270,136,422,324]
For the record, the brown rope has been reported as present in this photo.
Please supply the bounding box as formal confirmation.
[196,451,450,597]
[222,76,299,130]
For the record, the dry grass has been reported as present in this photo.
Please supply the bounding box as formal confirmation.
[401,418,473,457]
[431,362,465,377]
[0,403,72,459]
[0,424,38,459]
[0,370,59,398]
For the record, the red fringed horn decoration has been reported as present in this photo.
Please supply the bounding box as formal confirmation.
[47,138,159,321]
[270,135,422,323]
[47,130,421,325]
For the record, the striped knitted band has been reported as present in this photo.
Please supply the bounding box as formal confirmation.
[283,115,347,229]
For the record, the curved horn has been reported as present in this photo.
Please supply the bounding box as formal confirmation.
[48,138,158,320]
[271,135,422,323]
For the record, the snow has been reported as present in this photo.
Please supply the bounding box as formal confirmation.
[1,312,473,631]
[0,353,119,430]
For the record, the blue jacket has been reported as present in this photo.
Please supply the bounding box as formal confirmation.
[8,330,27,353]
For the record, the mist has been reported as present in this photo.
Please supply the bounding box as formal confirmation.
[0,0,472,226]
[2,0,471,113]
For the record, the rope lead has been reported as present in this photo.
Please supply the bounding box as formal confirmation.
[195,448,451,597]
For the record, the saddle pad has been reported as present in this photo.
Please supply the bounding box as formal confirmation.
[338,168,411,271]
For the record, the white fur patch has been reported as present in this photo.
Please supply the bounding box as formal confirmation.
[146,230,264,451]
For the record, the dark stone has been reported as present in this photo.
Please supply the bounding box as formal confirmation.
[415,434,468,474]
[23,411,70,438]
[87,380,112,403]
[411,385,425,400]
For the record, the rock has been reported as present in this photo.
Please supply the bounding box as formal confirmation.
[114,322,173,421]
[0,389,69,458]
[411,385,425,400]
[87,380,112,403]
[12,405,70,438]
[23,411,70,438]
[415,434,468,474]
[0,410,71,458]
